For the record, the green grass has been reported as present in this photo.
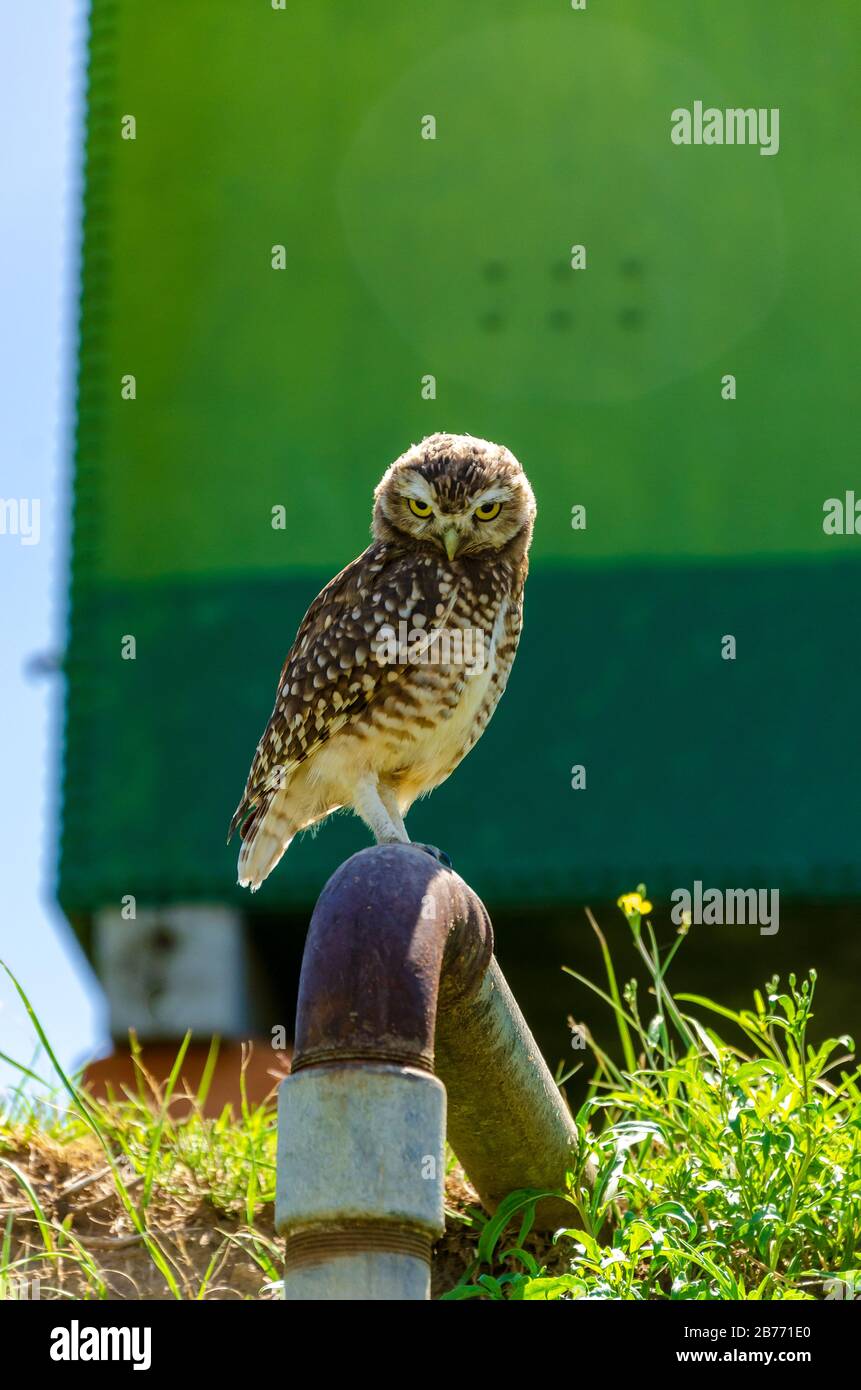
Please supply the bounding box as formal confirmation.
[444,892,861,1300]
[2,895,860,1300]
[0,964,280,1300]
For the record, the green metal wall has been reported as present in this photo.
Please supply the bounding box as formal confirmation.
[61,0,861,917]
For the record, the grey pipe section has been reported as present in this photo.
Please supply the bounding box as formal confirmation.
[438,956,590,1230]
[276,845,591,1299]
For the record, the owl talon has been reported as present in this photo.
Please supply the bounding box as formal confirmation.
[414,843,453,869]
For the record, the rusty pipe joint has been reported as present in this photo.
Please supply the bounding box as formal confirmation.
[276,845,584,1300]
[277,845,490,1300]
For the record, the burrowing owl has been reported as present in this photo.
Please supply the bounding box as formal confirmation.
[228,432,536,890]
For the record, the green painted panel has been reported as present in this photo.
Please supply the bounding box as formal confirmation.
[62,0,861,916]
[59,562,861,912]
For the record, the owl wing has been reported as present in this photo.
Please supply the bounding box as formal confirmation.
[228,542,458,840]
[467,591,524,754]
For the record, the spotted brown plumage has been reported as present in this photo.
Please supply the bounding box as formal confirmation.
[228,432,536,889]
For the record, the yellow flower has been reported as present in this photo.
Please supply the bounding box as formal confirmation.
[617,890,653,920]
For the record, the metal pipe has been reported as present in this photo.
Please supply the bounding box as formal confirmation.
[276,845,590,1300]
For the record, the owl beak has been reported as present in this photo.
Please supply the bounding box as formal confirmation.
[442,525,460,561]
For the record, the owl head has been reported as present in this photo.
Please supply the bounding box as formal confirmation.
[372,433,536,562]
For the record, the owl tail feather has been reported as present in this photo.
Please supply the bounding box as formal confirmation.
[236,798,294,892]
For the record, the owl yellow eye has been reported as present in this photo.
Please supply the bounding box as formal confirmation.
[474,500,501,522]
[408,498,433,518]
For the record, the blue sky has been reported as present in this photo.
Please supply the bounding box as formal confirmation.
[0,2,106,1090]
